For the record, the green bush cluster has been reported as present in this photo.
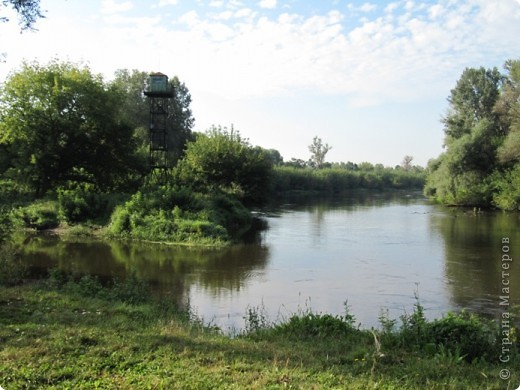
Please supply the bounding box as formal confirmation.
[57,182,125,224]
[108,185,251,245]
[274,312,357,338]
[381,299,502,363]
[12,200,60,230]
[174,126,273,205]
[272,166,425,194]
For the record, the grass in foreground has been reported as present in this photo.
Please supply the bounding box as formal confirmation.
[0,275,518,389]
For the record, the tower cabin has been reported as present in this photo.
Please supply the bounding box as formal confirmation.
[144,72,174,97]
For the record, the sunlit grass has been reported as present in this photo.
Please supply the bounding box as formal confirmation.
[0,278,517,389]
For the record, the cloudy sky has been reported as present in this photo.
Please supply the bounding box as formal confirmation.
[1,0,519,166]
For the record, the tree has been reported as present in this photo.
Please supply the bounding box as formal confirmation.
[401,155,414,171]
[0,60,144,196]
[425,60,520,209]
[1,0,44,30]
[442,66,503,143]
[308,136,332,168]
[495,60,520,165]
[175,125,273,204]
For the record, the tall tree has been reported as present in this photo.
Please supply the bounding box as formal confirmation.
[0,60,144,196]
[401,155,414,171]
[442,66,503,143]
[308,136,332,168]
[1,0,44,30]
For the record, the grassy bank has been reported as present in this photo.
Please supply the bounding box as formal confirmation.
[0,275,518,389]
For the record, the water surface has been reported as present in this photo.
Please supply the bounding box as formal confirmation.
[19,192,520,331]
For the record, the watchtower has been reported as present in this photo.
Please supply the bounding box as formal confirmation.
[144,72,174,180]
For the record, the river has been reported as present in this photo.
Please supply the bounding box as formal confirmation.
[18,191,520,333]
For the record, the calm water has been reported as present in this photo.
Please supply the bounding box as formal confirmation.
[18,192,520,332]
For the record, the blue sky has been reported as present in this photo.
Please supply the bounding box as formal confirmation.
[1,0,519,166]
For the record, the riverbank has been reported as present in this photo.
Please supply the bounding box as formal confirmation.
[0,277,517,389]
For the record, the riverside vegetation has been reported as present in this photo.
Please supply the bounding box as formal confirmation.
[0,59,519,388]
[0,272,518,388]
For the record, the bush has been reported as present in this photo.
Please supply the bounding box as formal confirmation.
[175,126,273,205]
[57,183,125,223]
[426,312,497,362]
[275,313,357,338]
[108,185,251,245]
[274,302,357,339]
[385,296,501,363]
[14,200,59,230]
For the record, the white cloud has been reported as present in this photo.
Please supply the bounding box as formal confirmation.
[234,8,254,19]
[209,0,224,7]
[359,2,376,12]
[259,0,277,9]
[213,10,234,20]
[101,0,134,14]
[157,0,178,6]
[384,2,399,13]
[428,4,444,19]
[2,0,519,108]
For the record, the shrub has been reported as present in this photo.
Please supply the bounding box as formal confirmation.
[108,185,250,245]
[57,182,125,223]
[14,200,59,230]
[426,312,497,362]
[175,126,273,205]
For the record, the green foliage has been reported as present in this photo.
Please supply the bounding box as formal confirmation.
[13,199,59,230]
[108,185,251,245]
[426,312,497,362]
[380,295,501,363]
[491,165,520,210]
[442,66,502,143]
[273,302,357,339]
[426,59,520,209]
[57,182,125,224]
[272,165,425,194]
[175,126,273,205]
[1,281,518,388]
[243,303,271,333]
[0,60,146,197]
[276,312,356,338]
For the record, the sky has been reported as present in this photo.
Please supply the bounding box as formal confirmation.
[1,0,519,167]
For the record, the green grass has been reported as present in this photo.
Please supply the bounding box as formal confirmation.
[1,278,518,389]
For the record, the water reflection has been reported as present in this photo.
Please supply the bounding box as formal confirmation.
[16,191,520,332]
[430,210,520,317]
[20,233,270,310]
